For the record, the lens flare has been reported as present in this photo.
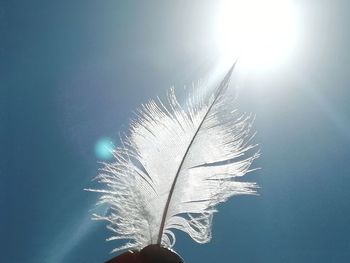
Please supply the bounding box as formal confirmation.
[95,137,115,160]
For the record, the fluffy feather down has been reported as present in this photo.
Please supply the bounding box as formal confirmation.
[87,65,259,253]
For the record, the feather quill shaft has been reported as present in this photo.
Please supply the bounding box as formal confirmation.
[156,64,235,244]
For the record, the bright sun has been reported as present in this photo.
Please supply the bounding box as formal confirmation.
[215,0,299,70]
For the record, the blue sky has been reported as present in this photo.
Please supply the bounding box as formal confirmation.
[1,0,350,262]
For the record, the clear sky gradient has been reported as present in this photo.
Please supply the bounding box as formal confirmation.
[1,0,350,262]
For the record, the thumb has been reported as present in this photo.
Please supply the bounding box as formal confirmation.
[105,244,184,263]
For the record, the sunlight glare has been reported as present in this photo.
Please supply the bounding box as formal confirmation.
[215,0,299,70]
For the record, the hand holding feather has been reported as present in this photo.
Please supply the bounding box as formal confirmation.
[87,63,259,262]
[105,245,184,263]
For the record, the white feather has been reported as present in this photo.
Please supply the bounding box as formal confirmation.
[87,65,259,253]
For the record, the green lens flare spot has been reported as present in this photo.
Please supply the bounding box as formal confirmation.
[95,137,115,160]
